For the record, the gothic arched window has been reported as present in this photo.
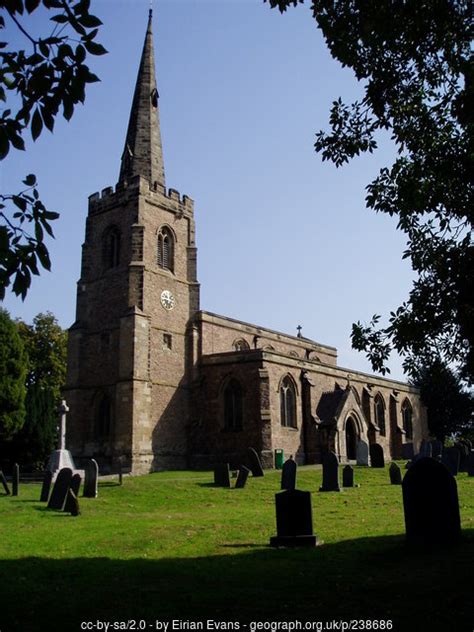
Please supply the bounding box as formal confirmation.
[95,394,112,439]
[280,376,297,428]
[401,399,413,440]
[223,379,243,431]
[157,226,174,272]
[374,394,386,436]
[102,226,121,270]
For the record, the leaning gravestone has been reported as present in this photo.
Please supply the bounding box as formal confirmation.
[64,473,82,513]
[270,489,317,547]
[40,470,53,502]
[402,456,461,547]
[83,459,99,498]
[356,440,369,466]
[246,448,264,477]
[214,463,231,488]
[401,443,415,460]
[0,470,10,495]
[430,440,443,459]
[419,440,432,458]
[235,465,250,489]
[467,452,474,477]
[319,451,340,492]
[47,467,73,510]
[370,443,385,468]
[342,465,354,488]
[389,462,402,485]
[281,457,297,491]
[12,463,19,497]
[65,489,80,516]
[442,447,461,476]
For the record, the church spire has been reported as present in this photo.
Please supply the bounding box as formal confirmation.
[119,9,165,188]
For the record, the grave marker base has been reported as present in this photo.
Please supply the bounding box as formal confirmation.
[270,535,317,547]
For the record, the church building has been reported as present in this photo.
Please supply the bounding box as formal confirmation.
[64,13,428,474]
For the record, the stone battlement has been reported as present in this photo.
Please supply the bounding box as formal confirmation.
[88,175,194,214]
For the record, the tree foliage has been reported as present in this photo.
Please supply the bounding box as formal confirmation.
[265,0,473,383]
[411,358,473,441]
[0,0,106,299]
[11,311,67,467]
[0,307,27,438]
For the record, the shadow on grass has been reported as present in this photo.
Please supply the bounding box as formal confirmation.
[98,481,121,488]
[3,531,473,632]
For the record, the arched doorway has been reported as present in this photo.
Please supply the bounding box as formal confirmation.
[345,416,358,460]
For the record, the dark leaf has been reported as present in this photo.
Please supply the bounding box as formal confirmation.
[83,40,107,56]
[25,0,40,13]
[22,174,36,186]
[31,108,43,141]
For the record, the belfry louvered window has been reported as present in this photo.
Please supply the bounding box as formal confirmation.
[102,226,121,270]
[157,227,174,272]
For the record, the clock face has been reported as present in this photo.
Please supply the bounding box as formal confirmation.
[160,290,175,310]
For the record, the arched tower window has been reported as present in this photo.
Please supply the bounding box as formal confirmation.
[280,376,297,428]
[223,379,243,431]
[374,394,386,437]
[233,339,250,351]
[401,399,413,440]
[157,226,174,272]
[95,394,112,439]
[102,226,121,270]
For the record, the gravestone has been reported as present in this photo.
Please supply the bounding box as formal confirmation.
[0,470,10,495]
[46,400,77,476]
[83,459,99,498]
[47,467,72,510]
[442,447,460,476]
[370,443,385,468]
[342,465,354,488]
[356,440,369,466]
[65,489,80,516]
[389,462,402,485]
[402,456,461,547]
[430,440,443,459]
[419,440,432,458]
[247,448,264,477]
[270,489,317,547]
[280,457,297,491]
[467,452,474,477]
[12,463,19,496]
[64,473,82,513]
[455,443,469,472]
[40,470,53,502]
[319,451,340,492]
[235,466,250,489]
[401,443,414,460]
[214,463,231,488]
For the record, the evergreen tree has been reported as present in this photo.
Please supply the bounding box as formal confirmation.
[0,307,27,439]
[12,312,67,468]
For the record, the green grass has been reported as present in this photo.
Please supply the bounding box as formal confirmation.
[1,465,473,632]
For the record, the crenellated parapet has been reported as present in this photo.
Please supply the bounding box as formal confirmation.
[88,175,194,216]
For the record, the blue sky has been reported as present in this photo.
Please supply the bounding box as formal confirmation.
[2,0,414,381]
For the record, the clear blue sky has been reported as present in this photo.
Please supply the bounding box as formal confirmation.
[2,0,414,381]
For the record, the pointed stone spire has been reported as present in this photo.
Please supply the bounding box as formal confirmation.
[119,9,165,188]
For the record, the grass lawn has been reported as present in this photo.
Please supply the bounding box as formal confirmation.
[1,464,473,632]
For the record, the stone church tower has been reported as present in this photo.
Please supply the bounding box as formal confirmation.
[65,12,199,473]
